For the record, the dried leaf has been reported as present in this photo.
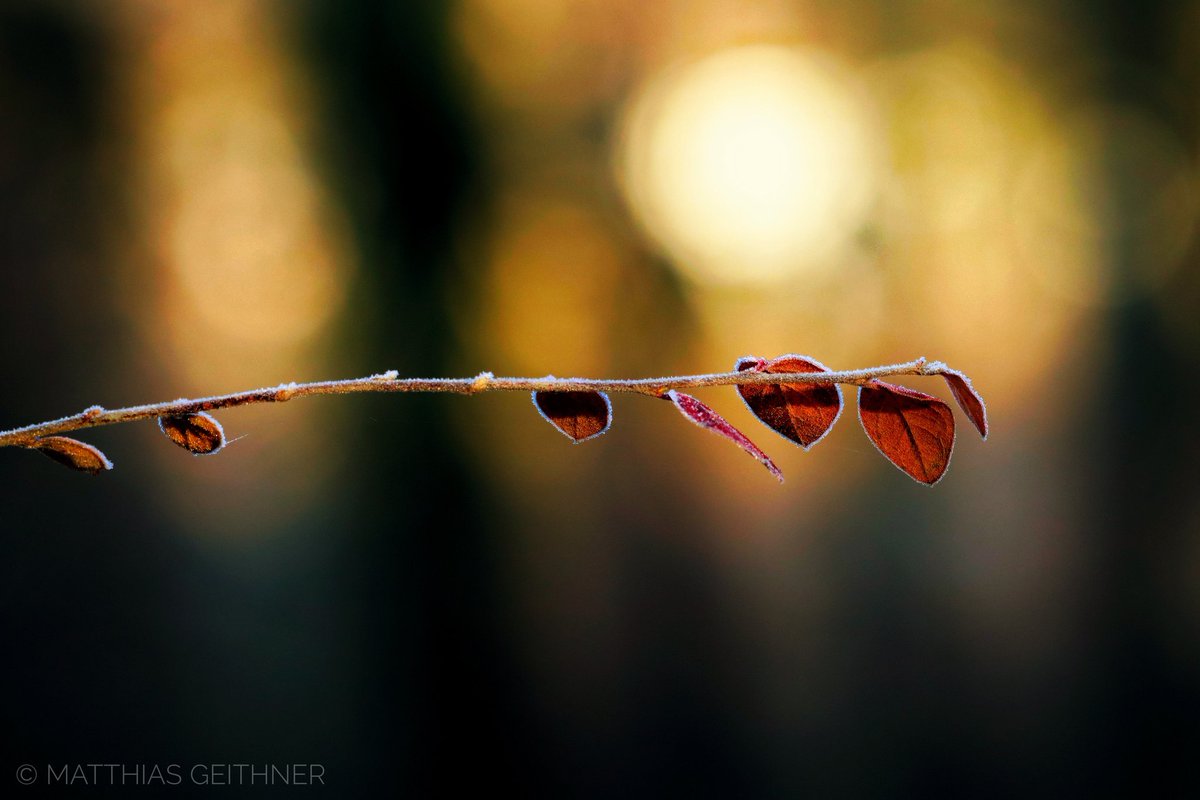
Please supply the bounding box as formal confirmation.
[32,436,113,475]
[532,390,612,443]
[666,390,783,482]
[858,381,955,485]
[735,354,842,450]
[935,367,988,439]
[158,412,226,455]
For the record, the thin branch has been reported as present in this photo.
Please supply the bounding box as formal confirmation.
[0,358,939,448]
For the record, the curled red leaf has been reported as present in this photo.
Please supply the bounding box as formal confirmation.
[858,381,954,485]
[934,367,988,439]
[532,390,612,443]
[666,390,783,482]
[735,354,842,450]
[158,412,226,455]
[32,436,113,475]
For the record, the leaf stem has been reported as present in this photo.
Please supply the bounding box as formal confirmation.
[0,359,936,448]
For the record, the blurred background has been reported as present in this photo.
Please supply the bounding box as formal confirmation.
[2,0,1199,795]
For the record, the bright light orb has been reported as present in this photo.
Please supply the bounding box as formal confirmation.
[618,46,879,286]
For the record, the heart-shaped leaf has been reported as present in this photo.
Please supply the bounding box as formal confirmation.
[666,390,782,482]
[32,436,113,475]
[158,412,226,455]
[935,367,988,439]
[735,354,842,450]
[858,381,954,485]
[533,390,612,443]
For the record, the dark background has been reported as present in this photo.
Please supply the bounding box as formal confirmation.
[3,0,1199,796]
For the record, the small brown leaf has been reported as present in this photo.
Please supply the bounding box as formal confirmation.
[666,390,783,482]
[532,390,612,443]
[935,367,988,439]
[32,436,113,475]
[158,412,226,455]
[735,354,842,450]
[858,381,954,485]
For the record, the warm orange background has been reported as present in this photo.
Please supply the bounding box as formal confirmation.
[2,1,1198,794]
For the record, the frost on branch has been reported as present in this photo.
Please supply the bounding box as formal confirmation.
[3,355,989,485]
[31,436,113,475]
[857,380,955,485]
[735,354,842,450]
[532,390,612,443]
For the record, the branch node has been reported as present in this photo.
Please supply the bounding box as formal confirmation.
[274,382,298,402]
[82,405,105,420]
[471,371,495,392]
[372,370,399,381]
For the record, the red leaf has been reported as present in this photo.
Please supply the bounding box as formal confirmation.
[533,390,612,443]
[158,412,226,455]
[666,390,783,482]
[935,367,988,439]
[32,436,113,475]
[735,354,842,450]
[857,381,955,485]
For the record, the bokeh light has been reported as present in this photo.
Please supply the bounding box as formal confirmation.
[119,0,354,536]
[471,192,621,376]
[618,45,880,286]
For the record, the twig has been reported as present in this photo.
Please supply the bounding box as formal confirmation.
[0,358,937,448]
